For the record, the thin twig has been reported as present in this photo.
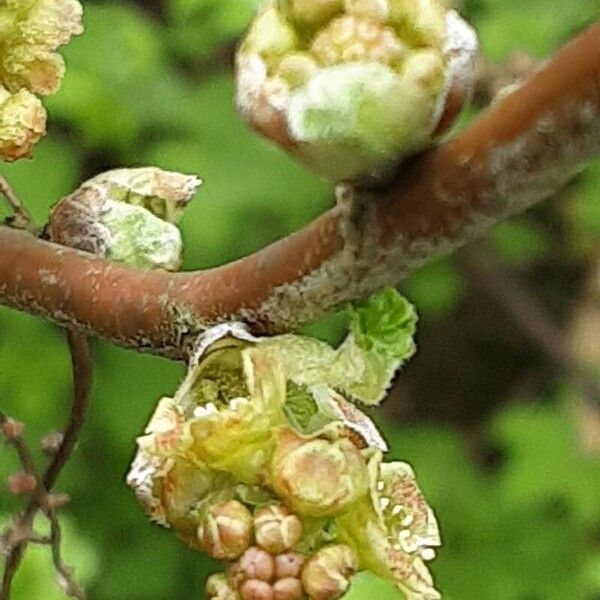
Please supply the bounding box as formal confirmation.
[460,244,600,407]
[0,331,92,599]
[43,332,92,491]
[0,176,32,230]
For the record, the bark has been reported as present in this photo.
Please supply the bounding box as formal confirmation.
[0,23,599,360]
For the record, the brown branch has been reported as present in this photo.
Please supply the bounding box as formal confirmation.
[0,23,599,360]
[43,331,92,491]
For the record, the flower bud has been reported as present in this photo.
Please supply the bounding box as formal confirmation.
[239,546,276,582]
[49,168,201,271]
[1,417,24,440]
[240,580,274,600]
[271,428,369,517]
[8,472,37,496]
[275,553,305,579]
[254,504,303,554]
[236,0,477,181]
[273,578,303,600]
[199,500,254,560]
[206,573,241,600]
[301,544,358,600]
[41,431,64,455]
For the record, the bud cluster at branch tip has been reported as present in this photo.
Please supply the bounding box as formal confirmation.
[236,0,477,182]
[128,289,441,599]
[0,0,83,161]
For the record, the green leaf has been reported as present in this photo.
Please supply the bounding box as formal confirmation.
[350,288,417,360]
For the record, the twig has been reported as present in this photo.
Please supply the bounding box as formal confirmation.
[0,330,92,599]
[0,23,598,359]
[43,331,92,491]
[0,176,32,230]
[460,244,600,407]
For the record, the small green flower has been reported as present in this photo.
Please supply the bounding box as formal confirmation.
[336,452,441,599]
[236,0,477,181]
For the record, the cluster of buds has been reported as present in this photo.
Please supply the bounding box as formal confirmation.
[128,290,442,599]
[0,0,83,160]
[236,0,477,182]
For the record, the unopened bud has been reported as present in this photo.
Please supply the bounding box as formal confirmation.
[301,544,358,600]
[41,431,64,455]
[206,573,240,600]
[49,167,201,271]
[199,500,253,560]
[8,472,37,496]
[240,579,274,600]
[239,546,276,582]
[273,577,303,600]
[1,417,24,440]
[237,0,477,181]
[47,493,71,510]
[271,429,369,517]
[275,553,305,579]
[254,504,303,554]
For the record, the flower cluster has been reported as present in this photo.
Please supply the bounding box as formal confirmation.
[128,290,441,599]
[0,0,83,161]
[236,0,477,182]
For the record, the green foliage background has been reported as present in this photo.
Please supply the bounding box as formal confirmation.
[1,1,599,598]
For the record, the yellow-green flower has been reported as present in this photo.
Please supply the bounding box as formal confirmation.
[337,451,441,599]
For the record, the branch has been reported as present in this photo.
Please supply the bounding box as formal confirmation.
[0,330,91,599]
[0,23,599,360]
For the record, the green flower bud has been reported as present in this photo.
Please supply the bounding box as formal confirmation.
[236,0,477,181]
[199,500,254,560]
[49,168,201,271]
[301,544,358,600]
[271,428,369,517]
[254,504,303,554]
[206,573,241,600]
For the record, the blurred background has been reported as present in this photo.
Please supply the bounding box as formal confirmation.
[1,0,600,598]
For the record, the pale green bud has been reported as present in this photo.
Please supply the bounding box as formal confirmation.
[270,427,369,517]
[206,573,241,600]
[199,500,254,560]
[49,167,201,271]
[301,544,358,600]
[254,504,303,554]
[236,0,477,181]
